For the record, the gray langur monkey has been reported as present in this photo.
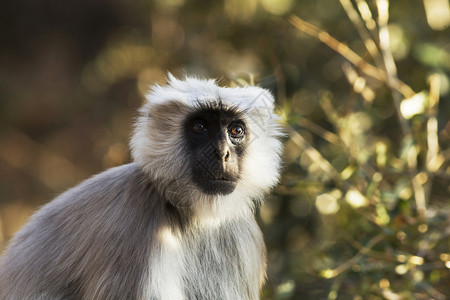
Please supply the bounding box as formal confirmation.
[0,75,284,300]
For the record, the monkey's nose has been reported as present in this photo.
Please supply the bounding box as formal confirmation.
[224,150,230,162]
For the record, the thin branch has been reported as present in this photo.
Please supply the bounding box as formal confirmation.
[289,15,383,81]
[355,0,377,32]
[426,74,441,171]
[339,0,385,70]
[376,0,426,217]
[297,117,342,146]
[289,15,415,98]
[325,233,385,278]
[424,74,443,206]
[286,124,342,184]
[376,0,412,137]
[342,62,376,104]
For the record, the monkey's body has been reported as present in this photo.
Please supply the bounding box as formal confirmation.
[0,76,282,299]
[0,163,265,299]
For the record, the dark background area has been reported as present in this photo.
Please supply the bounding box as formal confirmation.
[0,0,449,298]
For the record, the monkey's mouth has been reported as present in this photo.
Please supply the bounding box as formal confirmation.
[192,164,239,195]
[204,178,237,195]
[212,175,233,181]
[193,172,238,195]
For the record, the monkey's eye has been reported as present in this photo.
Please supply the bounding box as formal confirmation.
[192,120,208,135]
[228,123,245,139]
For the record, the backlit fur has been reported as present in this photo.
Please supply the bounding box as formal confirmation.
[131,74,283,220]
[0,75,283,300]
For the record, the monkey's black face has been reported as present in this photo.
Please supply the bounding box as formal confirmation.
[184,105,247,195]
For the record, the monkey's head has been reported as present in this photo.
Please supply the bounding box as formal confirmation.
[131,75,283,215]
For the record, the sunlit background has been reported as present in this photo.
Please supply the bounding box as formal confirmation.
[0,0,449,298]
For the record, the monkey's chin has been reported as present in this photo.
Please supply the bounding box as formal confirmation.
[198,179,237,195]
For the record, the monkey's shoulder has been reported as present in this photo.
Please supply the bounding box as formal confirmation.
[35,163,152,214]
[8,163,157,251]
[0,163,157,299]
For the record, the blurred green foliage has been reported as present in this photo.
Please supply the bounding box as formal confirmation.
[0,0,449,299]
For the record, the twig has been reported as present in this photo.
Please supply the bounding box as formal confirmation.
[325,233,385,278]
[289,15,383,80]
[355,0,377,32]
[339,0,385,70]
[288,15,415,98]
[297,117,341,145]
[424,74,442,205]
[376,0,426,217]
[342,62,375,104]
[376,0,411,136]
[426,74,441,171]
[286,124,342,184]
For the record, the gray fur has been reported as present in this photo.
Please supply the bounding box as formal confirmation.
[0,76,282,300]
[0,163,266,299]
[0,164,155,299]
